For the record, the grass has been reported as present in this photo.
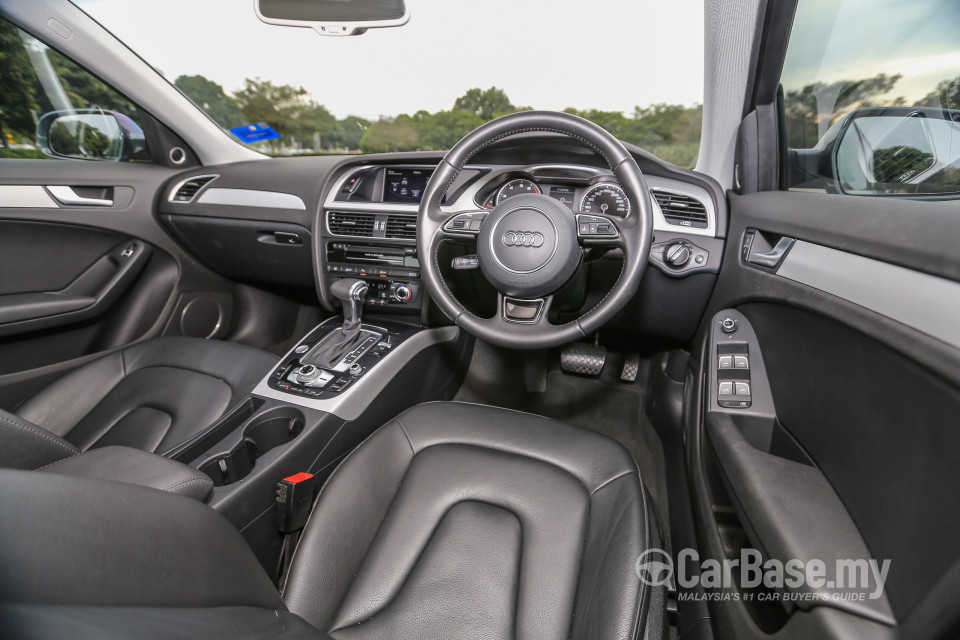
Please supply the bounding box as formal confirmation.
[0,148,49,160]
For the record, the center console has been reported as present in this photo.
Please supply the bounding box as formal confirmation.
[324,240,421,311]
[162,310,470,575]
[257,318,422,404]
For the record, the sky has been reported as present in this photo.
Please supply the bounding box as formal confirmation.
[781,0,960,103]
[73,0,706,121]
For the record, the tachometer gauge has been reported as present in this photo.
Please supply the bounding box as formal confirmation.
[580,183,630,217]
[496,178,541,204]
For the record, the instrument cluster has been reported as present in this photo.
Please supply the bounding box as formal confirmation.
[479,177,631,217]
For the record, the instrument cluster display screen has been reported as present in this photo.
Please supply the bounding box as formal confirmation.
[384,168,432,203]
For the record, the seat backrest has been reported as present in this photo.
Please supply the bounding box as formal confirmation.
[0,468,282,609]
[0,468,330,638]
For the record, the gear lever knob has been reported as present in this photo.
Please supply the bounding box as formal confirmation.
[329,278,368,332]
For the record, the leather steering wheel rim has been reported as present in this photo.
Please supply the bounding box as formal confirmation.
[417,110,653,349]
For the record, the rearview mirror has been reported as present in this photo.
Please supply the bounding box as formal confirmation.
[833,107,960,197]
[255,0,409,36]
[36,110,149,162]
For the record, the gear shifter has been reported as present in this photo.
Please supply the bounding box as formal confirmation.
[300,278,369,370]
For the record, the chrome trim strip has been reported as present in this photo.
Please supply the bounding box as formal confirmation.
[251,325,460,420]
[0,186,59,208]
[777,241,960,350]
[197,187,306,210]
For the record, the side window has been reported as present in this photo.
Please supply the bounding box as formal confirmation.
[781,0,960,198]
[0,18,150,162]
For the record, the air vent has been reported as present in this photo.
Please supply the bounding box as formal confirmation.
[328,211,376,237]
[652,190,709,229]
[169,175,217,203]
[385,214,417,239]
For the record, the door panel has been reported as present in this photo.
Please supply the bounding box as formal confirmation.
[688,190,960,640]
[0,160,238,411]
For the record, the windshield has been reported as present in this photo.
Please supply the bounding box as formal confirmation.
[72,0,704,166]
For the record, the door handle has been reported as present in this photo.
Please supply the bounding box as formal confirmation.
[748,236,795,268]
[46,185,114,207]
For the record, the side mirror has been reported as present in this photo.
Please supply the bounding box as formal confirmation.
[255,0,409,36]
[832,107,960,197]
[36,109,149,162]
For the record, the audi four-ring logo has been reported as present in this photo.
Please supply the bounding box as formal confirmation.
[502,231,545,247]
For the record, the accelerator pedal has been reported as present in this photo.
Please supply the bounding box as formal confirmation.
[621,352,641,382]
[560,341,607,378]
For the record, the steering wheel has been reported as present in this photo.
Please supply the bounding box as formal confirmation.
[418,111,653,349]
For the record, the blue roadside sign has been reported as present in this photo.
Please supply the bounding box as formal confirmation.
[230,122,281,144]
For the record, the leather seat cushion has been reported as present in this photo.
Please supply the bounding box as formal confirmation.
[15,337,277,455]
[283,401,651,640]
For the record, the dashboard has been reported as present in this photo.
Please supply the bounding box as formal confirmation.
[158,134,727,342]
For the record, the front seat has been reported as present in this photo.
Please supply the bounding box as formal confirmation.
[0,402,663,640]
[1,336,277,469]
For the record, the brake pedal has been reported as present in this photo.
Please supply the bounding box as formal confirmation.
[560,342,607,377]
[621,352,641,382]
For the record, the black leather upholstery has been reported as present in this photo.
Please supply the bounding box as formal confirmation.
[0,469,284,610]
[40,445,214,501]
[9,337,276,463]
[0,408,80,470]
[0,402,656,639]
[0,605,328,640]
[284,401,652,640]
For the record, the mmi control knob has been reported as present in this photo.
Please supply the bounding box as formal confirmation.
[394,284,413,303]
[664,242,691,267]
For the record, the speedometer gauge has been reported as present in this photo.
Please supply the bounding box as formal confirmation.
[580,183,630,217]
[497,179,541,204]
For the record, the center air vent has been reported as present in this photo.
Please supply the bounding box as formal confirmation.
[328,211,376,237]
[385,214,417,239]
[169,175,218,203]
[652,190,709,229]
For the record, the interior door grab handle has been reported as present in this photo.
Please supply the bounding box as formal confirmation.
[46,185,113,207]
[749,237,795,268]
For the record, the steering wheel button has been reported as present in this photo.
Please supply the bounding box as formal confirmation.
[578,223,591,235]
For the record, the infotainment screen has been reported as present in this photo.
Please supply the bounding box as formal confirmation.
[384,168,432,203]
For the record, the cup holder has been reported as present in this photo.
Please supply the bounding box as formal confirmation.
[200,407,305,487]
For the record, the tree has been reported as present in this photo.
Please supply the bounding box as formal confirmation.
[453,87,514,120]
[416,109,484,149]
[0,20,40,146]
[234,78,308,132]
[233,78,339,150]
[359,116,420,153]
[784,73,904,148]
[914,74,960,111]
[175,75,245,128]
[325,115,370,151]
